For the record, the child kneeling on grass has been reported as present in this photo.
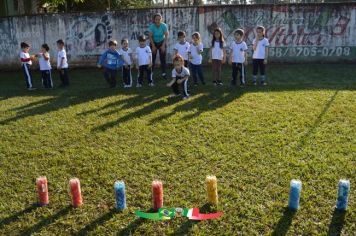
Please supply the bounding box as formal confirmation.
[166,54,190,100]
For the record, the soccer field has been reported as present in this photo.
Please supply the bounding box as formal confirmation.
[0,64,355,235]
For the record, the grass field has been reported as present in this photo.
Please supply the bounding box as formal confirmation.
[0,64,355,235]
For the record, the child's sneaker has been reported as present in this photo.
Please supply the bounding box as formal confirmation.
[162,73,167,80]
[169,93,180,98]
[261,81,267,86]
[124,85,131,88]
[148,82,154,87]
[213,80,218,86]
[218,81,223,86]
[136,83,142,88]
[252,80,257,86]
[27,87,37,91]
[182,95,190,100]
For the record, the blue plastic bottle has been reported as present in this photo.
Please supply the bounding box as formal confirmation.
[336,179,350,210]
[288,179,302,210]
[114,181,126,210]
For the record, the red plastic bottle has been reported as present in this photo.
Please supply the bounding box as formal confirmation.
[36,176,49,206]
[152,180,163,211]
[69,178,82,208]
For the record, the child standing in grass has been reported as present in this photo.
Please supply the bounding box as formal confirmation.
[135,35,153,87]
[209,28,226,86]
[36,44,53,89]
[20,42,36,90]
[97,40,124,88]
[252,26,269,86]
[230,29,248,86]
[188,32,205,86]
[119,38,134,88]
[173,31,190,67]
[166,54,190,100]
[56,39,70,88]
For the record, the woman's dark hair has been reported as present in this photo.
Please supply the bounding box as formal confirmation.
[211,28,224,49]
[153,13,162,21]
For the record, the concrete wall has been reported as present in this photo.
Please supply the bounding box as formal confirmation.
[0,3,355,69]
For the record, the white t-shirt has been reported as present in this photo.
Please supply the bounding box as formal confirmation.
[230,40,248,63]
[39,52,52,71]
[172,66,190,79]
[211,41,226,60]
[119,47,132,65]
[174,42,190,60]
[252,38,269,59]
[136,46,152,66]
[188,42,203,65]
[57,49,68,68]
[20,51,32,65]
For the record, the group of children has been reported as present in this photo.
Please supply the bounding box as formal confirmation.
[19,26,269,99]
[20,39,69,90]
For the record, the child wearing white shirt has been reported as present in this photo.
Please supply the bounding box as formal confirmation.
[188,32,205,86]
[209,28,226,86]
[36,44,53,89]
[119,38,134,88]
[135,35,153,87]
[56,39,70,87]
[252,26,269,86]
[229,29,248,86]
[173,31,190,67]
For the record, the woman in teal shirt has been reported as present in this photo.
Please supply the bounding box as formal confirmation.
[148,13,169,79]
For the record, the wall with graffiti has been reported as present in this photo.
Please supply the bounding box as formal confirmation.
[0,3,355,69]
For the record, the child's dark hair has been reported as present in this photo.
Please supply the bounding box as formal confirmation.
[56,39,65,45]
[192,32,201,42]
[178,31,186,38]
[173,54,184,64]
[256,26,265,37]
[20,42,30,49]
[41,43,50,51]
[138,35,146,42]
[234,29,244,37]
[211,28,225,49]
[108,40,118,46]
[121,38,129,45]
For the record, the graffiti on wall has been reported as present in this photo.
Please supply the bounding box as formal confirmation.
[0,4,355,67]
[66,14,113,59]
[204,5,354,60]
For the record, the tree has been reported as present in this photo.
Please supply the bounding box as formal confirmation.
[17,0,25,14]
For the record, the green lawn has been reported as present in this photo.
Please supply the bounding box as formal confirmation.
[0,64,355,235]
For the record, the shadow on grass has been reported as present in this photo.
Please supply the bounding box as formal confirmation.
[21,206,72,236]
[297,90,339,149]
[271,207,297,236]
[173,203,215,235]
[0,204,37,229]
[327,209,346,236]
[117,217,146,236]
[1,65,355,129]
[76,208,118,235]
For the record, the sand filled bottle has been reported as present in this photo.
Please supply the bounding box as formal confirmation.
[69,178,83,208]
[36,176,49,206]
[152,180,163,211]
